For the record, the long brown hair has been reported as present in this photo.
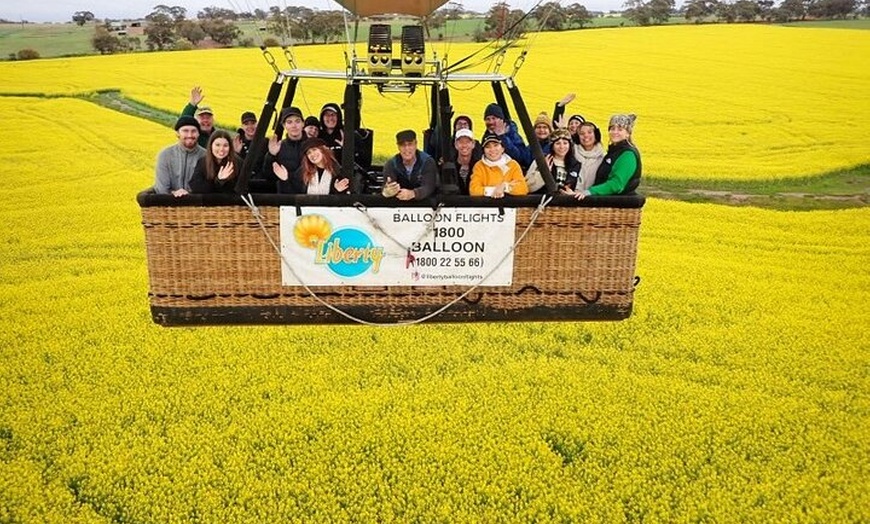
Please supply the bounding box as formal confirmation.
[300,144,340,185]
[204,130,240,182]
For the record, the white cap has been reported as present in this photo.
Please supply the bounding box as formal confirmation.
[454,128,474,142]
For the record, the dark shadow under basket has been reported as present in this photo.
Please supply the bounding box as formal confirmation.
[138,192,644,325]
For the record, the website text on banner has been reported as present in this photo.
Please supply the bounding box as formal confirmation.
[280,207,517,286]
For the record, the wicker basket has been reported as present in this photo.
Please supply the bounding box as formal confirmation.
[138,193,644,325]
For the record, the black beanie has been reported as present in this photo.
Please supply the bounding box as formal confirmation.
[174,116,200,131]
[484,103,505,121]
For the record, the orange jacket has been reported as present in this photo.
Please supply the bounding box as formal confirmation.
[469,158,529,196]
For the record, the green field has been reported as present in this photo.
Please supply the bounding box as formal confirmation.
[0,22,94,58]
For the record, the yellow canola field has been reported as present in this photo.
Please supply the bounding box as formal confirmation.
[0,24,868,180]
[1,97,868,522]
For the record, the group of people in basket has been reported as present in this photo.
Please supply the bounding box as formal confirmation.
[153,88,641,200]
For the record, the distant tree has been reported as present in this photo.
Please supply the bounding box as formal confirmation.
[440,2,466,20]
[565,3,593,28]
[533,2,567,31]
[308,11,343,43]
[756,0,775,20]
[72,11,95,26]
[150,4,187,23]
[484,2,527,40]
[715,1,738,21]
[423,11,447,38]
[144,9,176,50]
[121,36,142,52]
[92,25,121,54]
[253,8,269,20]
[197,6,238,20]
[778,0,807,19]
[623,0,653,24]
[16,48,40,60]
[648,0,676,23]
[685,0,718,22]
[176,20,206,45]
[733,0,761,20]
[201,18,241,45]
[809,0,857,17]
[174,38,194,51]
[267,6,312,42]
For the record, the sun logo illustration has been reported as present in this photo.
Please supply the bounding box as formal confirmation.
[294,214,332,249]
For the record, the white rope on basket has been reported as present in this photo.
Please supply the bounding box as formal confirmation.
[240,194,553,327]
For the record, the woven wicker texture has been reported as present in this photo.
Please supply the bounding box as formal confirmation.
[142,205,641,312]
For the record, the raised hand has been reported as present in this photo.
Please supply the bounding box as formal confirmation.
[232,135,243,154]
[334,177,350,193]
[190,86,204,106]
[268,135,280,156]
[272,162,289,181]
[558,92,575,107]
[217,163,234,180]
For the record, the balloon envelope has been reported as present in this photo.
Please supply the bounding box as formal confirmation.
[334,0,450,17]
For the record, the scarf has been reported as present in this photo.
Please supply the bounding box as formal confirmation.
[481,153,513,175]
[307,167,333,195]
[574,143,604,191]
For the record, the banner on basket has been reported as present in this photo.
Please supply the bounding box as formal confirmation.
[279,206,516,286]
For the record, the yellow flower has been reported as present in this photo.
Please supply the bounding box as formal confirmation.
[294,214,331,249]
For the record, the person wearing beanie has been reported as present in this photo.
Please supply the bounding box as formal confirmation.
[470,133,528,198]
[571,114,641,199]
[274,137,349,195]
[304,116,320,139]
[382,130,438,200]
[482,103,532,170]
[524,128,580,194]
[318,103,344,159]
[532,112,553,156]
[153,116,205,197]
[179,86,215,148]
[263,106,306,193]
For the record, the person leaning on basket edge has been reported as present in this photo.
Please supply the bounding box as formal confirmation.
[152,116,205,198]
[562,114,642,199]
[382,130,438,201]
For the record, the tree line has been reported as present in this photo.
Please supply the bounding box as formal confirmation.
[625,0,867,25]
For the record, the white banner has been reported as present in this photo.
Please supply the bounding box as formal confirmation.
[279,207,516,286]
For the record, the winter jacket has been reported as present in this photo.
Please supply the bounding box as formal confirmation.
[469,158,529,196]
[591,140,642,196]
[382,150,438,200]
[153,143,205,194]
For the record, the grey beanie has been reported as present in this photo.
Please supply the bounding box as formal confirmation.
[608,114,637,134]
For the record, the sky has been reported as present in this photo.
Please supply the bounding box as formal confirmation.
[0,0,629,23]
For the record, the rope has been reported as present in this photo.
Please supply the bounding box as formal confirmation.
[239,194,553,327]
[351,201,444,251]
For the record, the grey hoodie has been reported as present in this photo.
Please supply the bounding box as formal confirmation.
[153,142,205,194]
